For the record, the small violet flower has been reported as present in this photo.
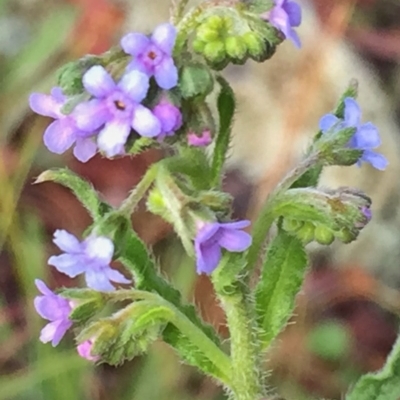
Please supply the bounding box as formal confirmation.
[319,97,388,170]
[262,0,302,48]
[195,220,252,275]
[34,279,73,346]
[77,339,99,362]
[121,23,178,90]
[29,87,97,162]
[153,101,182,140]
[187,130,212,147]
[48,230,130,292]
[74,66,161,157]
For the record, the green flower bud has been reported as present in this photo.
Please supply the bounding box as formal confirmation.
[203,41,226,64]
[296,222,315,244]
[206,15,224,30]
[196,26,220,43]
[314,225,335,245]
[336,227,354,244]
[282,218,304,233]
[242,32,265,58]
[225,35,247,61]
[192,38,206,53]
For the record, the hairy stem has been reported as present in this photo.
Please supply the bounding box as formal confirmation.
[118,163,159,217]
[245,154,319,275]
[216,281,265,399]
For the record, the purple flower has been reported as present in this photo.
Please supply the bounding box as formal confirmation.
[77,339,99,362]
[153,101,182,140]
[187,130,212,147]
[262,0,302,48]
[121,23,178,90]
[29,87,97,162]
[34,279,73,346]
[48,230,130,292]
[194,220,252,275]
[74,66,161,157]
[319,97,388,170]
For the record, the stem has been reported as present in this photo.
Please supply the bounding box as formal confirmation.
[215,281,265,399]
[245,154,319,275]
[118,163,159,217]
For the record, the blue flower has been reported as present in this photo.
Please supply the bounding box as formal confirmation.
[74,66,161,157]
[121,23,178,90]
[29,87,97,162]
[48,230,130,292]
[262,0,302,48]
[194,220,252,275]
[34,279,73,346]
[319,97,388,170]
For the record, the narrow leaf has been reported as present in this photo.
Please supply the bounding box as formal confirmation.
[35,168,108,221]
[346,332,400,400]
[255,229,308,345]
[211,76,235,187]
[117,229,227,381]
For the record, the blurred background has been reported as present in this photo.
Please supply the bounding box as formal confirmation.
[1,0,400,399]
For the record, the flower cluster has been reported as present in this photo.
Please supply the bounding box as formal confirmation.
[34,230,130,354]
[319,97,388,170]
[30,23,182,162]
[262,0,302,48]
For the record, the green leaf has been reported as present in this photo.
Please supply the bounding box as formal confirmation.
[117,229,227,381]
[290,164,323,189]
[346,332,400,400]
[255,229,308,345]
[211,75,235,187]
[179,63,214,99]
[35,168,109,221]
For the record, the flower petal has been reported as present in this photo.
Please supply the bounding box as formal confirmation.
[97,120,131,157]
[73,137,97,162]
[151,23,177,54]
[344,98,361,127]
[125,58,148,74]
[83,66,116,98]
[285,1,302,27]
[121,32,150,56]
[40,321,60,344]
[34,294,70,321]
[219,220,251,230]
[74,99,111,131]
[353,122,381,149]
[35,279,53,296]
[84,236,114,265]
[51,320,72,346]
[196,223,220,245]
[131,105,161,137]
[53,230,81,253]
[319,114,340,132]
[104,267,131,284]
[43,119,76,154]
[29,92,61,118]
[154,58,178,90]
[48,254,86,277]
[196,244,221,275]
[118,70,150,102]
[85,269,115,292]
[218,229,252,252]
[287,28,301,48]
[361,150,388,171]
[269,7,291,38]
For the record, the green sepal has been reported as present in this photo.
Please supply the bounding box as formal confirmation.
[117,229,226,381]
[346,332,400,400]
[78,301,168,365]
[290,164,323,189]
[180,63,214,99]
[211,76,235,187]
[57,55,101,96]
[126,136,155,155]
[59,288,106,324]
[35,168,110,221]
[255,229,308,346]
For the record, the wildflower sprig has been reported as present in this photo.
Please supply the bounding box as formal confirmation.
[30,1,397,400]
